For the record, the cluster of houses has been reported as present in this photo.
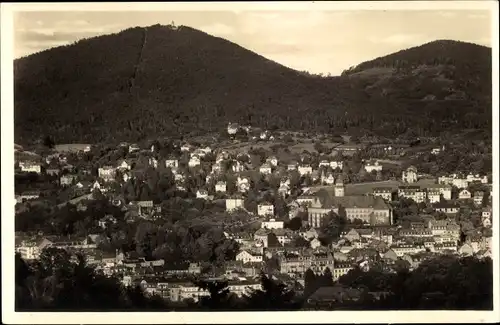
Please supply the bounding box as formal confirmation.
[14,135,494,304]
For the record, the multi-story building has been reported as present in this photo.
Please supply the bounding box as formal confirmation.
[426,184,452,200]
[372,187,393,201]
[307,192,392,227]
[398,186,427,203]
[236,250,263,264]
[279,251,335,277]
[427,190,441,203]
[333,263,354,281]
[257,202,274,216]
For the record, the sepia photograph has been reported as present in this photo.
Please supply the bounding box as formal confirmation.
[1,1,499,324]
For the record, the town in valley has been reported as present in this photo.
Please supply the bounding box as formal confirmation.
[14,121,493,310]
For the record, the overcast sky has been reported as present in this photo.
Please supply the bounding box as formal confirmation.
[14,9,492,75]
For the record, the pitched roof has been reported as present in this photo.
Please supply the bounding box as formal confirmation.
[315,190,389,210]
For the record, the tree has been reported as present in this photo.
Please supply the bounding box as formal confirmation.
[303,268,318,297]
[292,236,310,248]
[319,267,334,287]
[285,217,302,231]
[43,135,55,149]
[243,273,299,310]
[194,280,231,310]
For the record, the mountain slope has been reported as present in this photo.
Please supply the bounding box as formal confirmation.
[14,25,492,144]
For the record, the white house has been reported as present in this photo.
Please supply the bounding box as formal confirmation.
[427,185,452,201]
[227,122,239,135]
[364,160,382,173]
[19,161,42,174]
[92,180,104,192]
[98,166,116,181]
[482,207,492,219]
[188,155,201,168]
[298,165,313,176]
[237,177,250,193]
[232,161,245,173]
[319,160,330,168]
[321,172,335,185]
[330,161,344,170]
[128,144,140,153]
[459,189,471,200]
[215,181,227,193]
[226,197,244,212]
[267,156,279,167]
[165,159,179,169]
[482,208,492,228]
[196,189,209,200]
[280,178,291,187]
[473,192,484,206]
[257,202,274,216]
[261,218,284,229]
[180,144,192,152]
[117,160,132,170]
[259,163,272,175]
[373,188,393,201]
[236,250,263,263]
[427,190,441,203]
[310,238,322,249]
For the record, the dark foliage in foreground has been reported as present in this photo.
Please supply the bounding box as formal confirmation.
[15,25,491,144]
[16,248,492,311]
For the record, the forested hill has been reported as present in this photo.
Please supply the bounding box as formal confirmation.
[14,24,492,145]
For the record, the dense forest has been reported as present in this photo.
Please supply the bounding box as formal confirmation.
[16,248,493,311]
[14,24,492,144]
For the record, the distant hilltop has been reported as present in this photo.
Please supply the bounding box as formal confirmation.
[14,24,492,144]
